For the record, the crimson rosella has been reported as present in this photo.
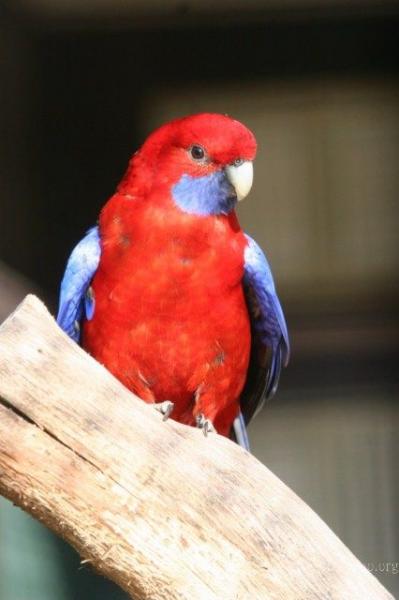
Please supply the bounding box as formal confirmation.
[57,113,289,450]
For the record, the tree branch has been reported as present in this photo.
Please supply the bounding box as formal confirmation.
[0,295,392,599]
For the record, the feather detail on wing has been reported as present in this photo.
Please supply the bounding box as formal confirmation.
[239,234,290,426]
[232,411,251,451]
[57,226,101,341]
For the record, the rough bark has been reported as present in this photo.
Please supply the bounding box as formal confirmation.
[0,295,393,599]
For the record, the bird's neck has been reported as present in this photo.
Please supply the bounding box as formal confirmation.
[99,192,244,258]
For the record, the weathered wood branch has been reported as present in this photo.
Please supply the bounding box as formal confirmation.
[0,295,392,599]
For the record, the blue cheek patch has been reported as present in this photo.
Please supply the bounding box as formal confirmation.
[172,170,237,216]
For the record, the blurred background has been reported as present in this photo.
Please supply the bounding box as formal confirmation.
[0,0,398,598]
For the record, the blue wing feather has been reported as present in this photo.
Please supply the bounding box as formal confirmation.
[232,411,251,452]
[57,226,101,341]
[242,234,290,416]
[244,235,290,365]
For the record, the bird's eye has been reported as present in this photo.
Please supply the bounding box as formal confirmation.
[233,158,244,167]
[190,145,206,161]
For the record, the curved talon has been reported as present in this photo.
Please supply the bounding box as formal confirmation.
[196,413,216,437]
[154,400,174,421]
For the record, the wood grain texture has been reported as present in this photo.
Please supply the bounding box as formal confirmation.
[0,295,393,600]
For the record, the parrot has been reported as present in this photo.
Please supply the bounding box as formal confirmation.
[57,113,289,451]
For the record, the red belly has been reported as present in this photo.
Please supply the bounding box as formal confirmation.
[83,270,251,436]
[84,198,251,436]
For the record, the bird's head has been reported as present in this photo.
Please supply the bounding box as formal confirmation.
[118,113,257,216]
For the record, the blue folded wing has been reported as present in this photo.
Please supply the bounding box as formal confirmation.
[240,234,290,424]
[57,226,101,342]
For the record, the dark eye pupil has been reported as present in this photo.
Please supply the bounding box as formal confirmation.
[191,145,205,160]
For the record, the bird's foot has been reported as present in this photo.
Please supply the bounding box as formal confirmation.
[196,413,216,437]
[154,400,174,421]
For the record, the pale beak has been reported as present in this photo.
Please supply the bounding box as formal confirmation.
[225,161,253,201]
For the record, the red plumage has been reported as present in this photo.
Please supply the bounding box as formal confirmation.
[82,113,257,436]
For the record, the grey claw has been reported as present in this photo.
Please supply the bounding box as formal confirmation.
[196,413,216,437]
[154,401,174,421]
